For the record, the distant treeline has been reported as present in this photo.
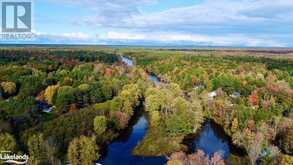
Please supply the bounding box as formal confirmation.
[0,49,119,64]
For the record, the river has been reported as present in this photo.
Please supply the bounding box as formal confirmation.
[121,56,160,85]
[97,56,166,165]
[98,56,239,164]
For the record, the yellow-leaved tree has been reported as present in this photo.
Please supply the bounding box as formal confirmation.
[1,81,16,95]
[67,136,99,165]
[44,85,59,104]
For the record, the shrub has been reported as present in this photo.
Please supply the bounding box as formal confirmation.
[53,86,78,113]
[1,81,16,96]
[110,111,129,130]
[94,116,107,135]
[167,150,225,165]
[149,111,160,127]
[0,133,17,152]
[277,127,293,155]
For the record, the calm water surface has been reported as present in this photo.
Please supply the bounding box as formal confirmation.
[100,56,237,164]
[188,121,231,159]
[98,113,167,165]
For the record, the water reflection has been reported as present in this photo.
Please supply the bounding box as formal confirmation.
[121,56,134,67]
[119,55,239,163]
[148,74,160,85]
[98,113,167,165]
[193,121,230,159]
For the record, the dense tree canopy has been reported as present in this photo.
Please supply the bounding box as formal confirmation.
[126,49,293,163]
[1,48,292,164]
[67,136,99,165]
[27,134,58,165]
[0,133,17,152]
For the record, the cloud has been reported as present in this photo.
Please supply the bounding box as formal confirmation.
[36,32,96,41]
[106,31,146,40]
[28,32,101,44]
[102,31,286,47]
[124,0,293,32]
[3,31,285,47]
[48,0,293,30]
[49,0,157,26]
[11,0,293,46]
[71,0,293,45]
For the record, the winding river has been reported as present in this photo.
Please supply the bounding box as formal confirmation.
[121,56,160,85]
[97,57,166,165]
[98,56,239,164]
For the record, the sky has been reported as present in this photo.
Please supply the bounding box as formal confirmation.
[1,0,293,47]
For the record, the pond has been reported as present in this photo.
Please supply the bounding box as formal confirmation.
[186,120,231,159]
[184,119,246,162]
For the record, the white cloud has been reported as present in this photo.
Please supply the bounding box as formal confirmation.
[35,32,97,41]
[103,31,286,47]
[49,0,157,26]
[49,0,293,26]
[73,0,293,45]
[3,31,284,47]
[35,0,293,46]
[127,0,293,30]
[106,31,146,40]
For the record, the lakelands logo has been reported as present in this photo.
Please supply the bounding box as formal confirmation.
[0,151,29,164]
[1,0,35,40]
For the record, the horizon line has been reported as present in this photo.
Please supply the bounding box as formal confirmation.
[0,43,293,49]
